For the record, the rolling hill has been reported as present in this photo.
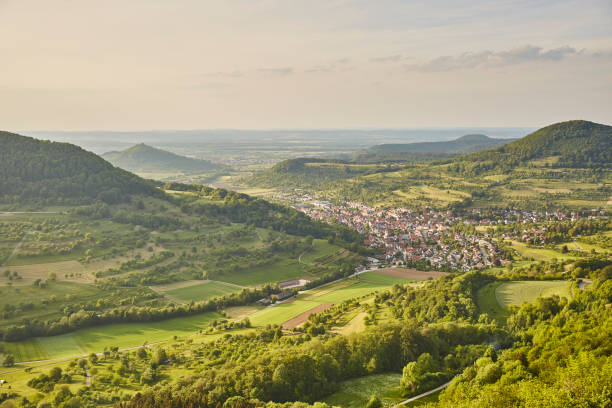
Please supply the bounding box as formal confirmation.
[245,120,612,210]
[362,133,516,154]
[102,143,222,174]
[0,131,163,205]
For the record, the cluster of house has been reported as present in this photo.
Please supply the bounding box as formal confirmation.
[298,200,509,271]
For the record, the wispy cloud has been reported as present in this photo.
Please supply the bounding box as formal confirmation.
[256,67,294,77]
[407,45,583,72]
[370,55,405,63]
[306,58,352,73]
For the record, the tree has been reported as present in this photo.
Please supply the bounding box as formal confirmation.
[2,353,15,367]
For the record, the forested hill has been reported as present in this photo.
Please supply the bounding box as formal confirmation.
[363,134,515,154]
[456,120,612,169]
[0,131,163,206]
[102,143,221,174]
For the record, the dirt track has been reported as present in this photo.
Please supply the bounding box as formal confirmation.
[282,303,332,329]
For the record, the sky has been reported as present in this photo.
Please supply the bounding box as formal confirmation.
[1,0,611,130]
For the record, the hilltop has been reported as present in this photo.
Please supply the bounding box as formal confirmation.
[0,131,162,206]
[102,143,222,175]
[457,120,612,169]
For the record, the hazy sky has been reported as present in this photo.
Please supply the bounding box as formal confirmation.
[1,0,611,130]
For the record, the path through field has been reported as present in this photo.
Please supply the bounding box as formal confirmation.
[1,229,30,267]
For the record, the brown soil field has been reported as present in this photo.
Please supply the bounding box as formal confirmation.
[374,268,449,280]
[282,303,332,329]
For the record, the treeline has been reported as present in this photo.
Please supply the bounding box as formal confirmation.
[437,277,612,407]
[0,131,163,205]
[117,321,504,408]
[0,285,281,342]
[166,184,368,250]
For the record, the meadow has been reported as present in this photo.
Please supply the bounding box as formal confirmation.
[161,280,243,303]
[494,281,571,309]
[322,373,404,408]
[2,311,221,362]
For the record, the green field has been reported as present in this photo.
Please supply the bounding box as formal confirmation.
[508,241,575,261]
[475,281,510,322]
[249,300,321,327]
[250,272,417,328]
[322,373,404,408]
[495,281,571,309]
[164,280,242,302]
[2,311,221,362]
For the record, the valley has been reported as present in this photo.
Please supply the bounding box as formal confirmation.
[0,123,610,408]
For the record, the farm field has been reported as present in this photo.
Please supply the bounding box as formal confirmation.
[2,311,221,362]
[160,280,243,303]
[322,373,404,408]
[249,270,423,329]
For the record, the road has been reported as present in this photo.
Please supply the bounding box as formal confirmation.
[395,377,456,406]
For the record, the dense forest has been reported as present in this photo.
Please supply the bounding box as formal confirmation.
[457,120,612,171]
[0,132,163,206]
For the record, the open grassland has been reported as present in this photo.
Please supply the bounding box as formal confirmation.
[2,311,222,362]
[161,280,243,303]
[249,300,321,327]
[476,282,510,322]
[495,281,571,309]
[217,257,315,287]
[322,373,404,408]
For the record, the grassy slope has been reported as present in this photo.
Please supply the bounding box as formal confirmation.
[3,312,221,362]
[322,373,404,408]
[495,281,571,309]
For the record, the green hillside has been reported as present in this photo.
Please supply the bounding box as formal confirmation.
[363,134,515,154]
[102,143,222,174]
[0,132,162,206]
[455,120,611,171]
[245,120,612,210]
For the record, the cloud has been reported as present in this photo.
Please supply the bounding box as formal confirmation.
[407,45,582,72]
[204,71,244,78]
[306,58,353,73]
[370,55,404,63]
[256,67,294,77]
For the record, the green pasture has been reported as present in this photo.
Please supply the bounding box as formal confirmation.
[2,311,221,362]
[322,373,404,408]
[495,281,571,309]
[249,300,321,327]
[164,280,242,302]
[475,282,510,322]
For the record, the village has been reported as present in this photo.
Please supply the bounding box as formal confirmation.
[278,192,584,272]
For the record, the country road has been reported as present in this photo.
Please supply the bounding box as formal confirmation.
[395,377,457,406]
